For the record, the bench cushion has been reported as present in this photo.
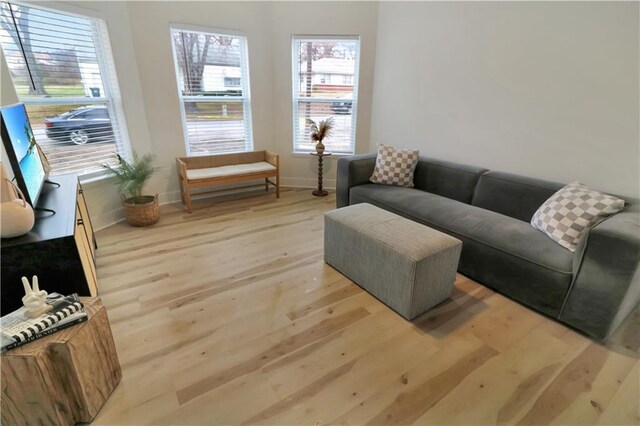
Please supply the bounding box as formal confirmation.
[186,162,276,181]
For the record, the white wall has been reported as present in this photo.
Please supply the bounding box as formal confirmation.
[269,2,378,188]
[0,48,19,184]
[78,1,155,228]
[0,1,154,229]
[124,1,378,193]
[124,2,275,206]
[2,1,378,228]
[371,2,640,198]
[2,1,638,230]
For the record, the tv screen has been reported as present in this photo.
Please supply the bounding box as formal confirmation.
[1,103,47,207]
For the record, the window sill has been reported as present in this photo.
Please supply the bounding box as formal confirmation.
[77,170,113,185]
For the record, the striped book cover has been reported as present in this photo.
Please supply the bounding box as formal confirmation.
[1,294,86,346]
[1,314,88,353]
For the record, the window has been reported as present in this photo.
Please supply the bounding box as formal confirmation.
[0,2,131,176]
[292,36,360,154]
[224,77,241,87]
[171,27,253,156]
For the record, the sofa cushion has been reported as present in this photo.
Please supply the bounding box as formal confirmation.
[413,158,488,204]
[531,182,626,252]
[370,144,419,188]
[472,171,564,222]
[350,184,574,317]
[351,184,572,272]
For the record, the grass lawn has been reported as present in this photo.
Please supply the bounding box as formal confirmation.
[14,85,102,128]
[15,84,87,97]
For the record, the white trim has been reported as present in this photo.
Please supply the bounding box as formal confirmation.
[20,98,108,106]
[291,39,298,152]
[169,25,254,157]
[92,205,126,232]
[9,0,104,20]
[239,33,254,152]
[280,177,336,189]
[94,18,133,161]
[295,97,354,103]
[291,35,360,156]
[1,1,133,175]
[292,35,360,41]
[92,179,338,231]
[351,38,361,156]
[92,184,282,231]
[170,22,247,38]
[170,28,190,157]
[78,169,112,184]
[182,96,245,102]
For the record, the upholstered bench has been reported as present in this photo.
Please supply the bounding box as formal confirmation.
[176,151,279,212]
[324,203,462,320]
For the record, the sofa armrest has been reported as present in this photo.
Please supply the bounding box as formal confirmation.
[336,153,377,208]
[561,204,640,340]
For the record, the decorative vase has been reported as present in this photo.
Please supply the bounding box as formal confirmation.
[0,179,35,238]
[315,141,325,155]
[122,194,160,227]
[1,163,19,202]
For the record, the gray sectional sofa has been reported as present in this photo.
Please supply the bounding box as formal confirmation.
[336,153,640,340]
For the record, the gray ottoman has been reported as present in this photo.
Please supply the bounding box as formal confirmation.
[324,203,462,320]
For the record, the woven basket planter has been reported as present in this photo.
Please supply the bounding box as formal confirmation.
[122,194,159,227]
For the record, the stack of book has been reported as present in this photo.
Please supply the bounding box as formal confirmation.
[1,293,87,353]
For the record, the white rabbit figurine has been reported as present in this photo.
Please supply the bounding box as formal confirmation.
[21,276,52,318]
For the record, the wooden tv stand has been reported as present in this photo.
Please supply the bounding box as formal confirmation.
[1,174,97,314]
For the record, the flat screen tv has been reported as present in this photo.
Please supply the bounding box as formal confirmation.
[1,103,47,207]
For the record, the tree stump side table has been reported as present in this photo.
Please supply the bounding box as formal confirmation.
[1,297,122,425]
[310,151,332,196]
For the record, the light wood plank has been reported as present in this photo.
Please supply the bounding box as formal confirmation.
[91,189,639,426]
[596,362,640,425]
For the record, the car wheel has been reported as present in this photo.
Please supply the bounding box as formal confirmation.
[70,129,89,145]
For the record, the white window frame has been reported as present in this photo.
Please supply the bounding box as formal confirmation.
[0,0,133,180]
[170,23,253,157]
[291,35,361,155]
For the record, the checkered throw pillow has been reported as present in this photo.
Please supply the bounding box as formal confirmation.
[531,182,625,252]
[369,144,419,187]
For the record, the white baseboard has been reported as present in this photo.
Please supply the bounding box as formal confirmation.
[280,176,336,189]
[92,177,336,231]
[93,207,126,231]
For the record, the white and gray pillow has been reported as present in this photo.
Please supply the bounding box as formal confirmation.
[531,182,625,252]
[370,144,419,188]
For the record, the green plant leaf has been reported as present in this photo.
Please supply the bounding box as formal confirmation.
[102,151,155,204]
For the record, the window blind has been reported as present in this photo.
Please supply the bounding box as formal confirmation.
[292,36,360,154]
[171,27,253,156]
[0,2,132,176]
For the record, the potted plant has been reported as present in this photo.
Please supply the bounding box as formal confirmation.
[306,117,334,154]
[103,152,159,227]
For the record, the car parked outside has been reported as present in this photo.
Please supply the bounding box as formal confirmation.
[45,105,113,145]
[330,100,353,115]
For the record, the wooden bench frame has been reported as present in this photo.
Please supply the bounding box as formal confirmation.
[176,151,279,213]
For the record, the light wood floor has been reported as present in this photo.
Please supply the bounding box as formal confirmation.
[93,188,639,425]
